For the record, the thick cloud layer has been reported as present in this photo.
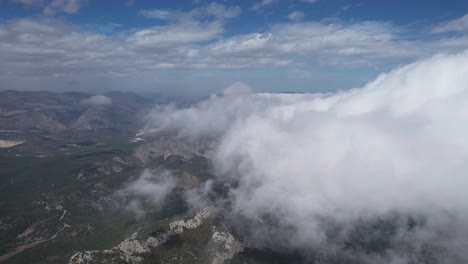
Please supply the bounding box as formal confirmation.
[149,51,468,262]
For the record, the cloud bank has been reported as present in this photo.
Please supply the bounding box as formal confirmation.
[148,50,468,262]
[1,11,468,92]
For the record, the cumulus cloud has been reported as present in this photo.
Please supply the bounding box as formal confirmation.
[82,95,112,106]
[433,13,468,33]
[146,82,253,139]
[288,11,305,22]
[1,14,468,92]
[147,51,468,262]
[207,21,420,67]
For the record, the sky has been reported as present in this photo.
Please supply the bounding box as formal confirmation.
[0,0,467,95]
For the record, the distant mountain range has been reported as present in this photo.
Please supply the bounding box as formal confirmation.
[0,90,202,156]
[0,90,155,134]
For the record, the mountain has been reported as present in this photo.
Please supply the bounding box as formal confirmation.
[0,90,240,264]
[0,91,439,264]
[0,90,161,157]
[0,110,67,133]
[0,90,153,134]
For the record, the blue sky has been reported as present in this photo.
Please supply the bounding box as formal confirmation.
[0,0,467,95]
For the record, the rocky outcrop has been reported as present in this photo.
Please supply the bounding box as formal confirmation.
[69,232,153,264]
[210,231,243,264]
[74,156,137,180]
[177,173,200,189]
[69,207,213,264]
[133,136,209,163]
[169,207,212,234]
[0,140,25,148]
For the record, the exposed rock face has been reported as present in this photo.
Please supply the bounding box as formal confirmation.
[133,136,209,163]
[145,233,171,248]
[69,251,94,264]
[177,173,200,189]
[74,156,137,180]
[169,207,212,234]
[115,233,150,263]
[69,207,213,264]
[92,157,129,175]
[68,231,173,264]
[69,232,153,264]
[0,140,24,148]
[210,231,243,264]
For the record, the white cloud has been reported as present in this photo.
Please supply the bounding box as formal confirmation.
[250,0,277,11]
[128,21,223,49]
[148,51,468,262]
[200,2,242,19]
[124,170,176,205]
[11,0,88,15]
[136,3,240,52]
[140,9,173,20]
[1,14,468,92]
[140,3,241,21]
[207,21,420,67]
[288,11,305,22]
[147,82,253,139]
[118,170,177,216]
[82,95,112,106]
[433,13,468,33]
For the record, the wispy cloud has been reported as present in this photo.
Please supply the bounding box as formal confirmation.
[250,0,277,11]
[140,2,241,21]
[117,170,177,217]
[140,9,173,20]
[433,13,468,33]
[11,0,88,15]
